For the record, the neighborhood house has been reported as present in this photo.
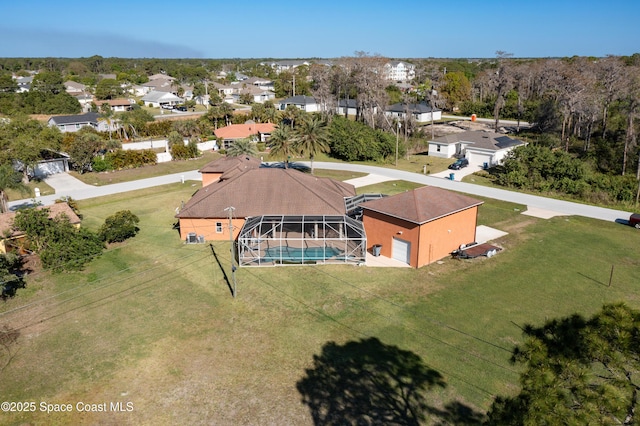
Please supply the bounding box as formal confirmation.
[176,157,484,268]
[428,130,527,167]
[48,112,116,133]
[0,203,80,254]
[214,122,275,150]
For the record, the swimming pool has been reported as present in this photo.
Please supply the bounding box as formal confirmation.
[262,246,342,262]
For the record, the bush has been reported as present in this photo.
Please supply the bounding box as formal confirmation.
[495,144,638,206]
[40,228,104,272]
[91,156,113,172]
[0,253,25,300]
[99,210,140,243]
[329,116,400,162]
[13,207,104,272]
[170,140,200,160]
[104,149,157,170]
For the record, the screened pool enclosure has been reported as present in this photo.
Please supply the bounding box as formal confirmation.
[237,215,367,266]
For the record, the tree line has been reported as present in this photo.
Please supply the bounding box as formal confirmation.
[1,53,639,205]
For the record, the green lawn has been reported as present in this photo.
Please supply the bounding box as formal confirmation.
[61,145,455,190]
[5,179,56,201]
[69,150,223,186]
[1,183,639,424]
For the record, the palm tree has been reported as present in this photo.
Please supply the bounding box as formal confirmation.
[263,101,278,124]
[98,104,115,140]
[0,164,29,213]
[220,103,234,127]
[293,115,330,175]
[268,125,296,168]
[115,112,138,141]
[282,104,301,129]
[227,137,258,157]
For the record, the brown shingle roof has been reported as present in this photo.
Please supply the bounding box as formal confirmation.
[360,186,483,225]
[176,168,355,219]
[0,203,81,237]
[93,98,131,107]
[198,156,262,174]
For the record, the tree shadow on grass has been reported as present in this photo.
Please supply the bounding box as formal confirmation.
[297,337,484,425]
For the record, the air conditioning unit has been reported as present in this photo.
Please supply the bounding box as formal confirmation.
[186,232,197,244]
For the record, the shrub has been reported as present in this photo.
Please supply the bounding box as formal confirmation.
[104,149,157,170]
[40,228,104,272]
[13,207,104,272]
[99,210,140,243]
[328,116,400,162]
[170,140,200,160]
[91,156,113,172]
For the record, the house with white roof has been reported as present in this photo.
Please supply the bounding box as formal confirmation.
[64,81,87,95]
[141,91,183,108]
[232,85,275,104]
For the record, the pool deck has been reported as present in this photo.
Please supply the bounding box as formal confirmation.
[365,252,411,268]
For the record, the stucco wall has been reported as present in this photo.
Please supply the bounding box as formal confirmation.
[179,218,245,241]
[363,206,479,268]
[416,206,478,267]
[428,142,456,158]
[363,211,420,266]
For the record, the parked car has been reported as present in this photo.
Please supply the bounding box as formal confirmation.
[630,213,640,229]
[173,105,187,112]
[161,104,173,110]
[448,158,469,170]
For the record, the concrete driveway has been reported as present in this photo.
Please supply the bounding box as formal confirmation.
[429,163,483,182]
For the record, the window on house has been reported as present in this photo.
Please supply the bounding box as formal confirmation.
[216,222,223,233]
[436,145,441,152]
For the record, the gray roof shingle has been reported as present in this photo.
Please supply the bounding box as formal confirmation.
[49,112,99,125]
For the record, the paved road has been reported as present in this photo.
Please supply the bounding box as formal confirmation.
[441,115,531,128]
[8,163,632,224]
[8,170,201,210]
[313,162,632,223]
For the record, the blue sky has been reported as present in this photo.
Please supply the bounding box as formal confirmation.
[1,0,639,59]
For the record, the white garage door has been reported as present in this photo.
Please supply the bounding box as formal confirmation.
[467,151,493,167]
[392,238,411,264]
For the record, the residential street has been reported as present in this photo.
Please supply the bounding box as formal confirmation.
[8,163,633,224]
[314,162,632,222]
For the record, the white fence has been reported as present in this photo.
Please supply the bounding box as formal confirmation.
[121,139,218,163]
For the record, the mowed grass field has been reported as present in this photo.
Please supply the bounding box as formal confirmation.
[1,179,639,425]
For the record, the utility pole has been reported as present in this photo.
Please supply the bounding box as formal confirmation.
[292,73,296,97]
[204,78,209,110]
[395,121,401,167]
[636,154,640,207]
[224,206,237,298]
[430,86,437,141]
